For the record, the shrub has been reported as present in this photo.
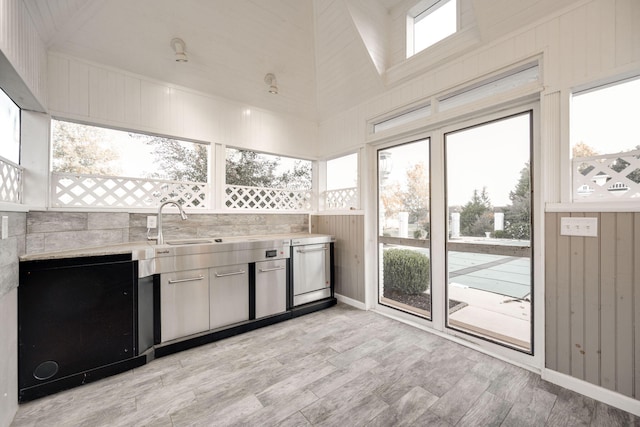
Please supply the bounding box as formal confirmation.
[383,249,430,294]
[492,229,507,239]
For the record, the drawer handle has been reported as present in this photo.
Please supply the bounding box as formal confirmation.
[259,266,285,273]
[168,275,205,284]
[215,270,246,277]
[296,247,328,254]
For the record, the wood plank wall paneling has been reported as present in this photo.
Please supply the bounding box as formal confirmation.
[311,215,365,303]
[545,212,640,400]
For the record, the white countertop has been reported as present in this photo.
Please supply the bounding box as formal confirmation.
[20,233,333,262]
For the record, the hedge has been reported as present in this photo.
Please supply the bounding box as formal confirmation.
[383,248,430,294]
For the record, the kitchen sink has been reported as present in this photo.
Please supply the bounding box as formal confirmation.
[134,236,293,277]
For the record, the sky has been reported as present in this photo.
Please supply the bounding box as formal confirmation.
[381,113,530,207]
[571,77,640,155]
[0,88,20,164]
[446,114,530,206]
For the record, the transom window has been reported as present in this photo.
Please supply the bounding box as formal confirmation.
[407,0,457,58]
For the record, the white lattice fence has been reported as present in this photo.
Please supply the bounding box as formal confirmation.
[52,172,209,208]
[573,150,640,201]
[325,187,358,210]
[225,185,312,210]
[0,156,23,203]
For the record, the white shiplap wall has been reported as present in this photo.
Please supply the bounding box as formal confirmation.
[47,53,319,158]
[0,0,48,110]
[317,0,640,158]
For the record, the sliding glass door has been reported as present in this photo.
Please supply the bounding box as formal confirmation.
[445,112,532,352]
[376,109,534,353]
[378,139,431,318]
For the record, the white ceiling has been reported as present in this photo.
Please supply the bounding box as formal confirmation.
[24,0,581,122]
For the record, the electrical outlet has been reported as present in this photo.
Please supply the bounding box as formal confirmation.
[147,216,158,228]
[560,217,598,237]
[1,216,7,239]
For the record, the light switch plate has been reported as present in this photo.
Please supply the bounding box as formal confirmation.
[560,217,598,237]
[147,216,157,228]
[1,216,7,239]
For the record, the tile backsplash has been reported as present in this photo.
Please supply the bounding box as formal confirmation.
[25,211,309,255]
[0,212,26,296]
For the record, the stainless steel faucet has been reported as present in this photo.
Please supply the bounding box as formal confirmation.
[148,200,188,245]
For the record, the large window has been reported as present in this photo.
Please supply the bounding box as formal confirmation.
[407,0,457,58]
[225,148,312,210]
[325,153,358,210]
[1,88,20,164]
[51,119,209,208]
[571,77,640,201]
[0,88,22,204]
[52,120,208,181]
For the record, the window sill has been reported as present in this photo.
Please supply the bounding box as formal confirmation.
[546,202,640,213]
[0,202,29,213]
[314,210,364,216]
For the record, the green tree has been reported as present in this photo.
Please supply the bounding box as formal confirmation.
[460,187,492,236]
[277,160,312,190]
[573,141,598,176]
[144,136,208,182]
[225,149,311,189]
[401,162,429,226]
[503,163,531,239]
[52,120,120,175]
[610,145,640,184]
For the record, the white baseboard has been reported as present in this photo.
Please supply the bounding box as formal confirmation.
[542,369,640,417]
[334,293,367,310]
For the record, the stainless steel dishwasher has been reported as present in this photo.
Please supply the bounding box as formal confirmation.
[291,235,333,306]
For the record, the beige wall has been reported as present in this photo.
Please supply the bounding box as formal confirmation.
[546,212,640,400]
[311,214,365,303]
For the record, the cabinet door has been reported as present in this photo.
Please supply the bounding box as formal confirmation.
[255,259,287,318]
[210,264,249,330]
[161,268,209,342]
[18,259,135,390]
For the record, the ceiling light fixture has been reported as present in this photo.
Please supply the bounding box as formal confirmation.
[264,73,278,94]
[170,38,188,62]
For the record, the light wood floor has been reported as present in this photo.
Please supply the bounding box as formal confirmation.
[12,303,640,426]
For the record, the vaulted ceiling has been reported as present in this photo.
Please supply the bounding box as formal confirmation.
[24,0,581,122]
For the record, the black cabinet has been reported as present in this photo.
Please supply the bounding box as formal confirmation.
[18,254,150,402]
